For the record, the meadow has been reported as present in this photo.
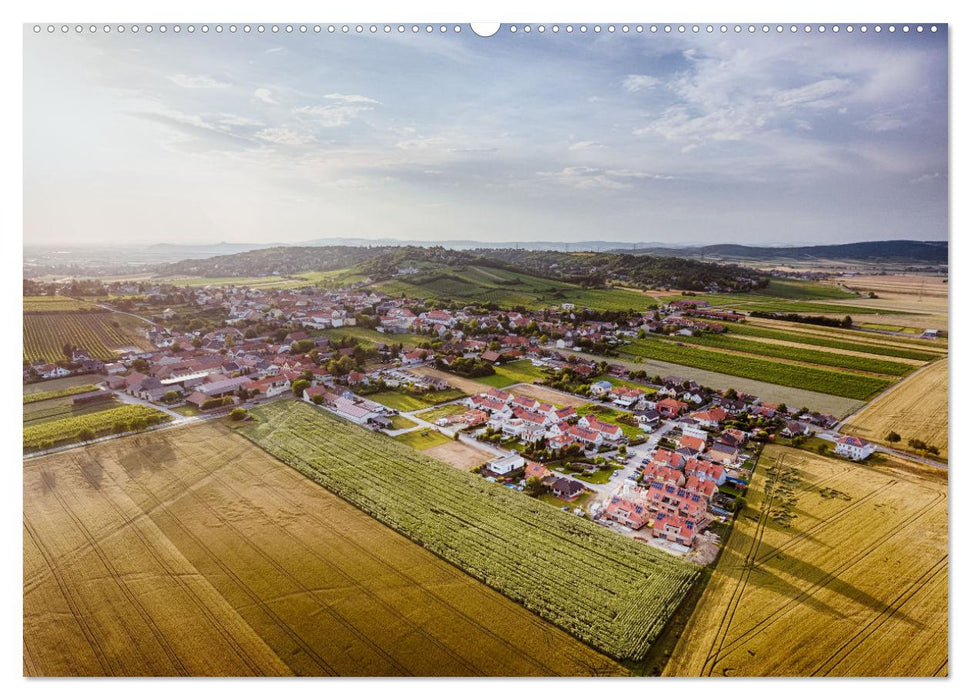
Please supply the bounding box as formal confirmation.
[843,359,948,461]
[623,336,889,400]
[24,423,619,676]
[239,401,698,661]
[319,326,427,349]
[665,444,947,677]
[23,311,153,362]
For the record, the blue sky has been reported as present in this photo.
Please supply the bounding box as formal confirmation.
[24,26,948,246]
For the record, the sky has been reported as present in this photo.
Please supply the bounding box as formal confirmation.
[23,25,948,247]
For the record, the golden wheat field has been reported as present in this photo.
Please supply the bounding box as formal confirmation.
[24,422,622,677]
[665,444,947,677]
[844,359,948,461]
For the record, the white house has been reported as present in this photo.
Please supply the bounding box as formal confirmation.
[835,436,876,461]
[487,454,526,475]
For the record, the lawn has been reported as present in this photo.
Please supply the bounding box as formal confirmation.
[239,401,698,662]
[475,360,550,388]
[393,428,454,450]
[576,404,644,439]
[388,414,418,430]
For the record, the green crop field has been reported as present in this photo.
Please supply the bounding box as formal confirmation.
[23,404,171,452]
[475,360,550,388]
[623,336,889,400]
[23,383,100,404]
[671,333,913,376]
[720,322,939,361]
[239,401,698,661]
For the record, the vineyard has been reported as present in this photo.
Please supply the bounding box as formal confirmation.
[23,311,151,362]
[239,400,698,661]
[623,336,889,400]
[23,404,171,451]
[23,383,99,404]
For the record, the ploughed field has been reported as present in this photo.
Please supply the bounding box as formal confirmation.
[665,445,947,677]
[239,400,698,661]
[24,422,621,676]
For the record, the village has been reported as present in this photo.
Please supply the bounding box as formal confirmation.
[25,280,880,557]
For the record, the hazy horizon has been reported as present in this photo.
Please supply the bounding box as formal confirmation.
[24,25,948,247]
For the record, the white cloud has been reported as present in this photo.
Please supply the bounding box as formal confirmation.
[568,141,603,151]
[323,93,380,104]
[255,127,315,146]
[254,88,278,105]
[169,74,228,89]
[774,78,851,109]
[622,74,659,93]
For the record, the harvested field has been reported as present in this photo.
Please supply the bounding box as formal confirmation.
[839,274,948,299]
[843,359,948,461]
[239,401,698,661]
[24,422,620,677]
[424,441,493,470]
[23,296,98,312]
[665,444,947,677]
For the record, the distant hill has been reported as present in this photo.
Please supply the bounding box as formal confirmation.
[609,240,948,265]
[155,244,767,294]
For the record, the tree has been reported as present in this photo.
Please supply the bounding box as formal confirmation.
[229,408,248,421]
[131,358,149,373]
[524,476,549,497]
[841,315,853,328]
[927,445,940,456]
[291,378,310,397]
[311,393,325,405]
[886,431,901,444]
[816,444,828,455]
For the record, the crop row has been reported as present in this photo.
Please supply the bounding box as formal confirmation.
[721,322,940,361]
[23,383,100,404]
[23,313,144,362]
[623,337,889,400]
[672,332,914,376]
[239,401,698,661]
[23,404,171,451]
